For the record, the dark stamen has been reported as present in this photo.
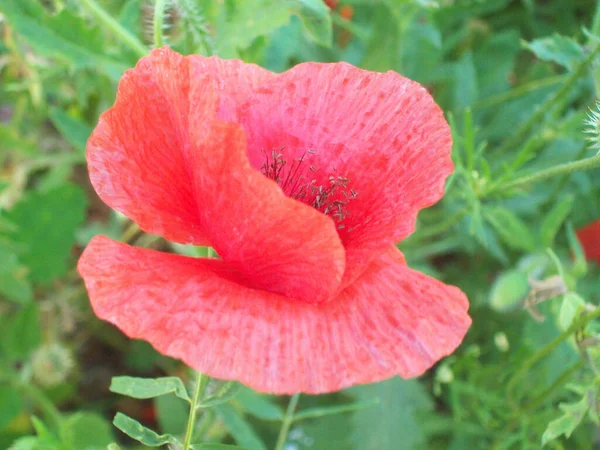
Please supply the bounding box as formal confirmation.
[260,147,357,228]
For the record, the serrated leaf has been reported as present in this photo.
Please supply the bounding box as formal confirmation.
[199,381,241,407]
[49,109,92,154]
[110,376,190,402]
[289,0,332,47]
[524,34,585,71]
[3,184,87,283]
[558,293,586,330]
[215,405,266,450]
[0,302,41,361]
[113,413,180,447]
[1,0,129,79]
[486,207,536,252]
[236,388,283,421]
[540,195,574,247]
[542,395,588,445]
[347,378,433,450]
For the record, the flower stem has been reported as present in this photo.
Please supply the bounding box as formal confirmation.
[488,152,600,195]
[274,394,301,450]
[80,0,148,58]
[506,307,600,408]
[496,43,600,156]
[183,372,209,450]
[153,0,168,48]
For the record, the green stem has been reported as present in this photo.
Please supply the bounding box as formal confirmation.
[474,75,565,110]
[274,394,300,450]
[488,152,600,195]
[153,0,168,48]
[506,307,600,408]
[80,0,148,57]
[183,372,210,450]
[542,143,589,208]
[496,44,600,155]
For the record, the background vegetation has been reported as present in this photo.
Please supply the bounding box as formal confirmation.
[1,0,600,449]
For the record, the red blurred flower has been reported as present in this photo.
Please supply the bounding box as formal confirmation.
[78,47,471,394]
[577,220,600,264]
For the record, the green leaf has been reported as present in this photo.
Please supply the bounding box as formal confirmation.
[0,243,33,304]
[199,381,241,407]
[214,1,292,57]
[488,270,530,312]
[293,399,379,422]
[566,222,587,279]
[3,184,87,283]
[540,195,574,247]
[192,445,251,450]
[558,293,586,330]
[347,378,433,450]
[63,413,114,450]
[49,109,92,154]
[215,405,267,450]
[0,385,24,429]
[542,395,589,445]
[0,302,41,361]
[486,207,536,252]
[113,413,180,447]
[289,0,332,47]
[524,34,585,71]
[107,445,123,450]
[1,0,129,79]
[110,376,191,402]
[155,394,188,436]
[453,51,478,110]
[236,388,283,421]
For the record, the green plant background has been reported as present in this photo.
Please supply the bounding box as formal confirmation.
[1,0,600,449]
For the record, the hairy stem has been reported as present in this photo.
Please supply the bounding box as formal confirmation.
[488,153,600,195]
[153,0,168,48]
[497,44,600,156]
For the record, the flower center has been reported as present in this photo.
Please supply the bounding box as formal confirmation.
[260,147,357,228]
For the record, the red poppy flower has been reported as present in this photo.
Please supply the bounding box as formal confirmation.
[78,47,471,394]
[577,220,600,264]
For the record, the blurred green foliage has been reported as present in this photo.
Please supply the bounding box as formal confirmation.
[1,0,600,449]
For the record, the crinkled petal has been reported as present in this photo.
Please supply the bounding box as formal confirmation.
[79,237,471,394]
[189,120,345,304]
[87,47,217,245]
[577,220,600,263]
[237,62,453,285]
[188,55,275,122]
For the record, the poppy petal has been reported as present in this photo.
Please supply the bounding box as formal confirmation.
[237,62,453,284]
[87,47,218,245]
[576,220,600,263]
[188,55,276,122]
[79,236,470,394]
[188,120,345,304]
